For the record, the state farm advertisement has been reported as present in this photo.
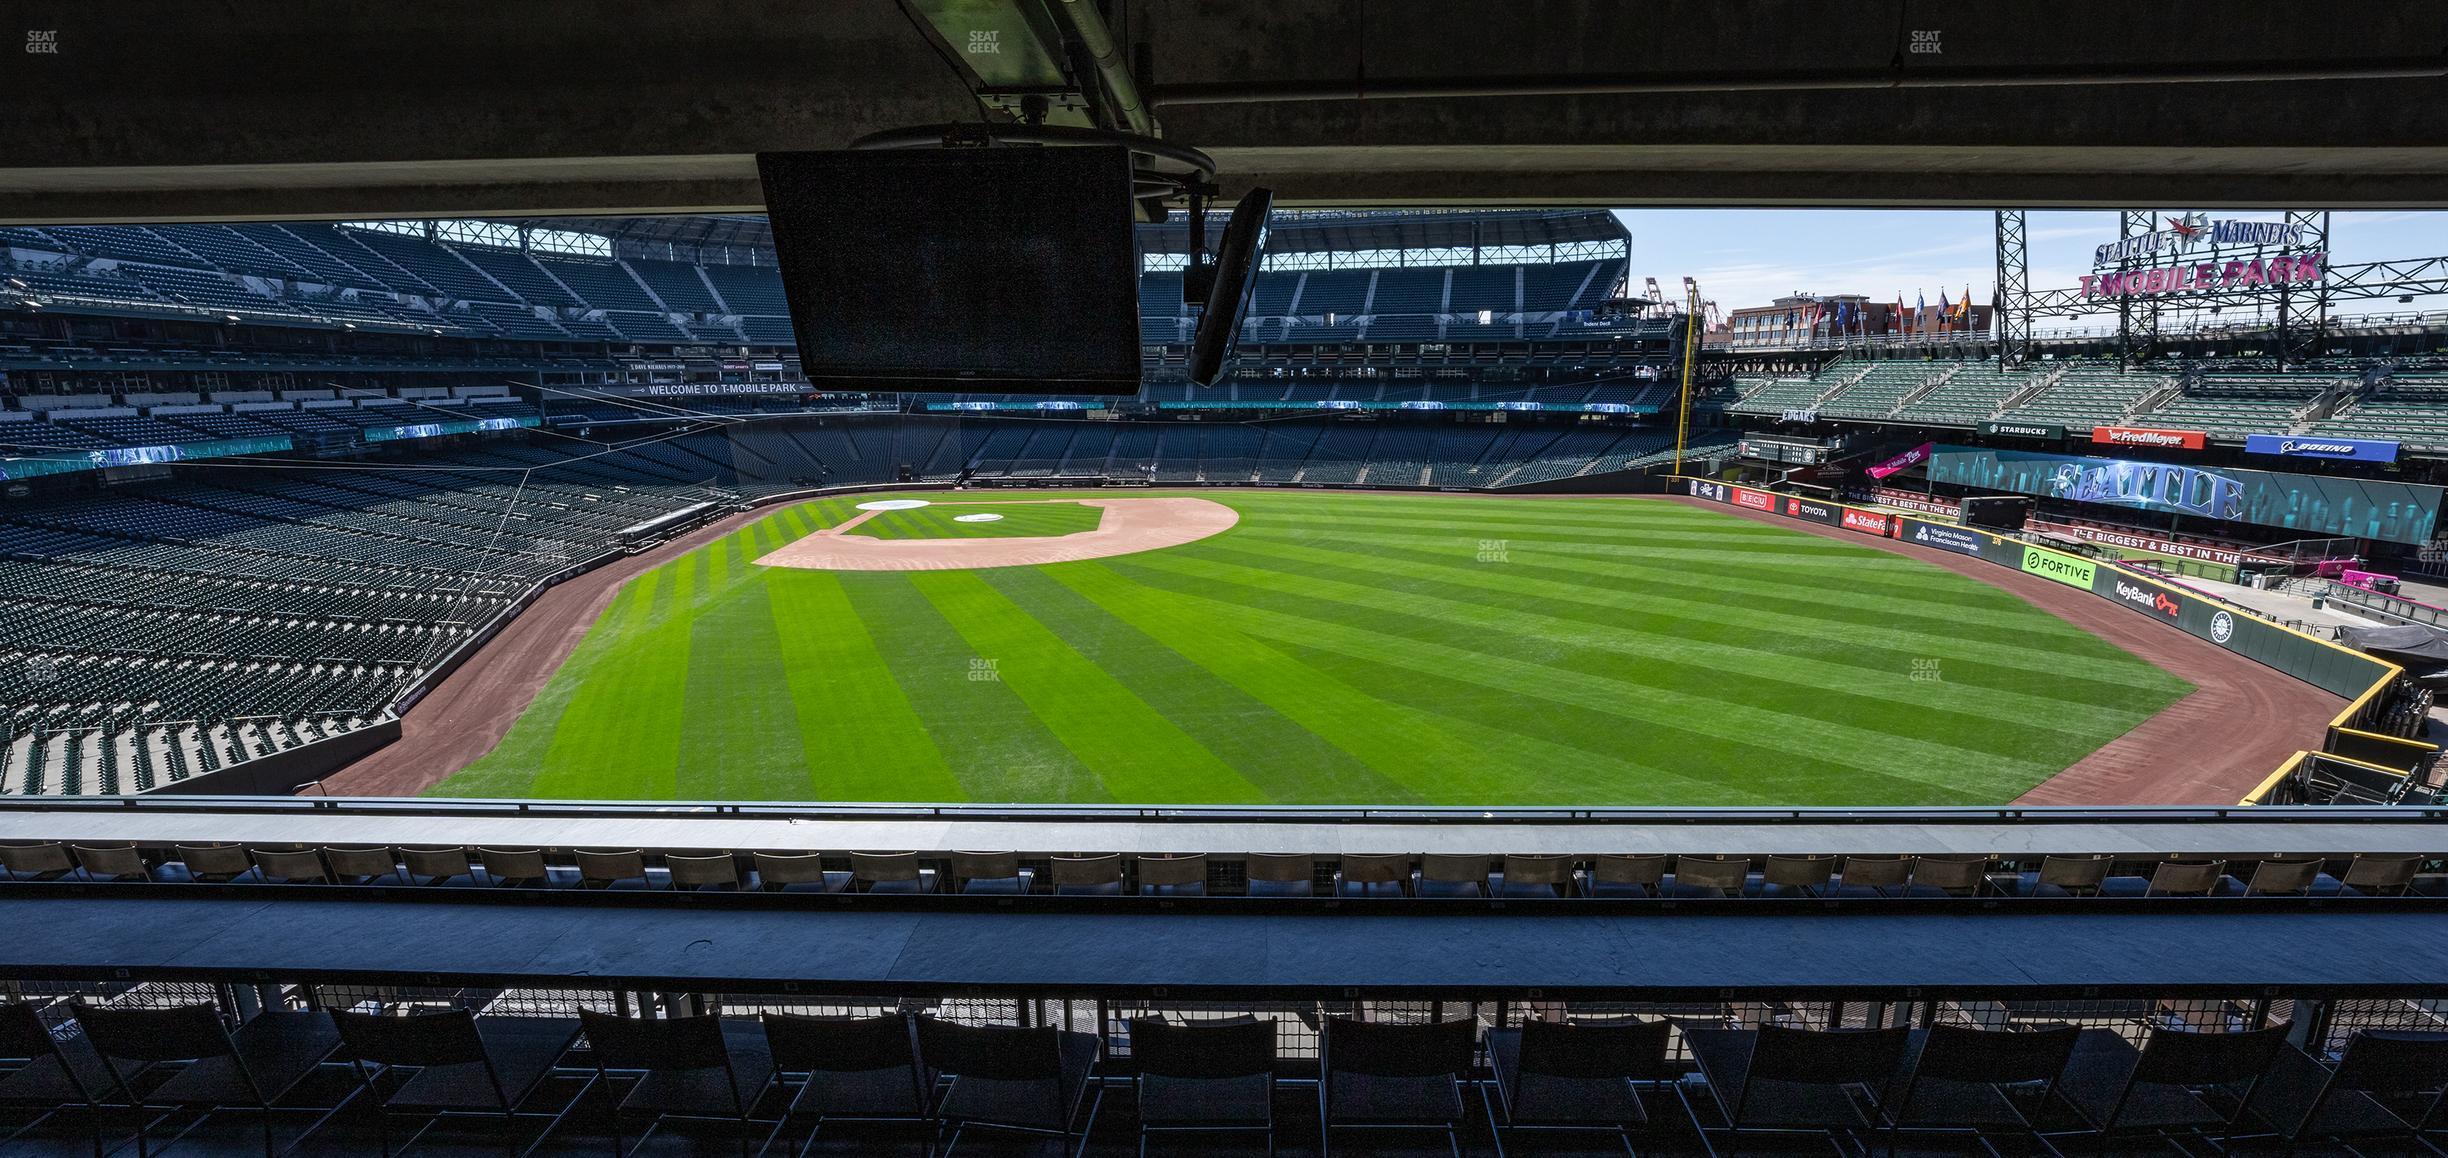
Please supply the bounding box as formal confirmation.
[1840,509,1894,536]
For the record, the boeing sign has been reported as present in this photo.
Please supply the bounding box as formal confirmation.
[2242,433,2400,464]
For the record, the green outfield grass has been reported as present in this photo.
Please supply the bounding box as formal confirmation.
[433,490,2191,805]
[845,500,1104,540]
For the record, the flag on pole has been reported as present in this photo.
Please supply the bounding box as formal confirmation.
[1916,291,1926,334]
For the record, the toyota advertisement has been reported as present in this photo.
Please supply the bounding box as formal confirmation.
[1783,496,1840,525]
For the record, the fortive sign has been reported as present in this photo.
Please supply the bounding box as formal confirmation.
[2091,426,2207,451]
[2020,546,2097,589]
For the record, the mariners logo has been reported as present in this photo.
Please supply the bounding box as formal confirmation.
[2209,611,2235,644]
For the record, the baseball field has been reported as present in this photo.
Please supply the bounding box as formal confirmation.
[431,490,2191,805]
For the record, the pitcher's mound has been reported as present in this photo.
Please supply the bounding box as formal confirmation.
[755,497,1239,572]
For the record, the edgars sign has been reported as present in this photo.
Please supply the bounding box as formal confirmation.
[2242,434,2400,464]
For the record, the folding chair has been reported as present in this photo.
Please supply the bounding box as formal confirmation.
[326,1007,581,1156]
[1582,853,1666,898]
[2242,1029,2448,1150]
[1130,1016,1276,1156]
[1317,1016,1476,1157]
[574,1009,775,1156]
[2049,1022,2290,1151]
[71,843,154,883]
[851,852,936,894]
[1685,1022,1909,1158]
[1047,854,1123,897]
[915,1015,1103,1157]
[0,1000,112,1157]
[1484,1017,1671,1157]
[1332,853,1410,898]
[759,1012,933,1158]
[1242,853,1315,898]
[1414,854,1491,898]
[948,851,1033,895]
[1880,1021,2079,1152]
[72,1000,341,1158]
[1135,854,1208,897]
[754,850,846,893]
[1493,854,1573,898]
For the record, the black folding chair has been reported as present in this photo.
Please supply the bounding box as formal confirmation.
[916,1015,1103,1157]
[0,1000,112,1157]
[326,1007,581,1157]
[759,1011,934,1158]
[574,1009,775,1157]
[1483,1018,1672,1158]
[2048,1022,2290,1151]
[2243,1029,2448,1150]
[1686,1023,1909,1158]
[1130,1016,1277,1157]
[1317,1015,1477,1157]
[71,1000,340,1158]
[1880,1022,2079,1154]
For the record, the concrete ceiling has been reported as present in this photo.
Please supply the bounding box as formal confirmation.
[5,0,2447,223]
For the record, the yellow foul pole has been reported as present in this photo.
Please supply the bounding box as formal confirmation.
[1673,277,1701,475]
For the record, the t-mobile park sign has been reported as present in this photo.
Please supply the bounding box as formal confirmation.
[2083,214,2322,300]
[2080,253,2323,300]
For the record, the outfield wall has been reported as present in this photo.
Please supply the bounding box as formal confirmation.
[1677,477,2428,800]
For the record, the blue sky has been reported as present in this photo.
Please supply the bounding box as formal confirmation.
[1611,210,2448,320]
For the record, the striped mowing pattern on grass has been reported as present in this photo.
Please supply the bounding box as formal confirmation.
[845,501,1105,540]
[436,490,2191,806]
